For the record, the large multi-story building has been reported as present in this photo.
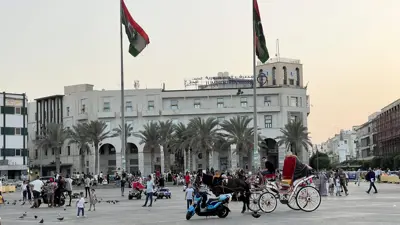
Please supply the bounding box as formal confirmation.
[354,112,379,160]
[28,58,311,176]
[376,99,400,157]
[0,92,29,179]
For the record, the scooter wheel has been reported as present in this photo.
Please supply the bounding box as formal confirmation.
[186,212,193,220]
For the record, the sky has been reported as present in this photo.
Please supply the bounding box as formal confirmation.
[0,0,399,143]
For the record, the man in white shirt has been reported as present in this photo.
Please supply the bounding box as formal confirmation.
[142,175,154,207]
[30,176,44,208]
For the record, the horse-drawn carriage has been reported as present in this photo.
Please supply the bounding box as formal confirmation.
[248,155,321,213]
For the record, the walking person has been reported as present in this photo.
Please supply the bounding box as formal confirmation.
[354,169,361,186]
[46,178,57,207]
[76,192,86,218]
[29,176,44,208]
[366,169,378,194]
[64,174,73,206]
[337,169,349,196]
[88,189,97,211]
[84,175,91,198]
[184,183,194,209]
[121,171,127,197]
[142,175,154,207]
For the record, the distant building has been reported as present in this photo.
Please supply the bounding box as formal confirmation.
[0,92,28,179]
[354,112,379,160]
[376,99,400,157]
[28,58,311,176]
[320,129,357,163]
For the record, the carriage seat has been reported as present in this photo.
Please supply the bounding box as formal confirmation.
[263,173,276,181]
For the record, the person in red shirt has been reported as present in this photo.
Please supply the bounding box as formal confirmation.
[185,172,191,186]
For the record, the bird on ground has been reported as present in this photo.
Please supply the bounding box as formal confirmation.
[39,218,44,223]
[18,216,25,219]
[34,215,38,219]
[57,213,64,221]
[21,202,26,206]
[23,212,27,217]
[115,200,119,203]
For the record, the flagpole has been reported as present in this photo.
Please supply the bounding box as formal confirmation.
[252,0,259,171]
[120,0,126,173]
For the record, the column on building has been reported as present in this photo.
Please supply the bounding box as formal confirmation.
[230,144,238,171]
[183,149,187,172]
[138,143,145,176]
[160,145,165,174]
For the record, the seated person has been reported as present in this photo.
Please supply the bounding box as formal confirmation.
[261,157,275,176]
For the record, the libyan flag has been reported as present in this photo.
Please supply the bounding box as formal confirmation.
[253,0,269,63]
[121,0,150,57]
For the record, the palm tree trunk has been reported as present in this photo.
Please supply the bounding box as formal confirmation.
[80,151,85,173]
[247,150,253,172]
[151,148,154,173]
[205,149,210,170]
[55,147,61,174]
[95,144,99,175]
[163,145,170,172]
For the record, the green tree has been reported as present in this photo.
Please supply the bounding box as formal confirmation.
[186,117,221,169]
[158,120,175,172]
[309,152,331,170]
[170,122,191,171]
[134,122,160,172]
[220,116,255,169]
[277,120,312,160]
[111,123,134,170]
[84,120,111,174]
[68,123,90,173]
[35,123,69,174]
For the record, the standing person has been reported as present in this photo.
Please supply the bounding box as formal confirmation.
[76,192,85,218]
[366,169,378,194]
[106,174,110,184]
[55,175,65,206]
[30,176,44,208]
[84,175,91,198]
[88,189,97,211]
[99,171,103,185]
[355,169,361,186]
[142,175,154,207]
[22,180,28,203]
[64,175,73,206]
[46,178,57,207]
[337,169,349,196]
[185,172,190,188]
[184,183,194,209]
[121,171,127,197]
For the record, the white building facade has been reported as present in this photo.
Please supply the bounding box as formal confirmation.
[28,58,311,176]
[0,92,29,179]
[321,128,357,163]
[354,112,379,160]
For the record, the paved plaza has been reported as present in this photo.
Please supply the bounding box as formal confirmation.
[0,182,399,225]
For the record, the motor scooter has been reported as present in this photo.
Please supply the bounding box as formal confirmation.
[186,192,232,220]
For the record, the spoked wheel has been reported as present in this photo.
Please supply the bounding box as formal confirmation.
[296,186,321,212]
[248,192,261,212]
[258,191,278,213]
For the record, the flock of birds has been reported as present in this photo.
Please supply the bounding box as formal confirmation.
[2,197,122,223]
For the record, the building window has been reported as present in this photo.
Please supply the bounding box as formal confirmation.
[171,100,179,110]
[15,128,21,135]
[16,149,21,156]
[52,149,55,155]
[35,149,38,159]
[296,68,300,86]
[67,146,71,156]
[264,115,272,128]
[45,149,48,156]
[289,79,294,85]
[217,98,224,108]
[283,66,288,85]
[148,100,154,110]
[66,107,70,116]
[126,101,133,112]
[240,97,248,107]
[264,96,271,106]
[81,104,86,114]
[290,97,298,107]
[272,67,276,85]
[344,140,347,144]
[15,107,21,114]
[103,102,111,112]
[194,99,201,109]
[290,115,297,122]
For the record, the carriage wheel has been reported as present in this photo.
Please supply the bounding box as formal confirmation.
[248,192,261,212]
[295,186,321,212]
[287,188,300,210]
[258,191,278,213]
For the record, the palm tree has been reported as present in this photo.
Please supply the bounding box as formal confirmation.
[220,115,255,169]
[35,123,69,174]
[68,123,90,173]
[111,123,134,170]
[158,120,175,172]
[277,120,312,160]
[170,123,190,171]
[186,117,221,169]
[83,120,112,174]
[134,122,160,172]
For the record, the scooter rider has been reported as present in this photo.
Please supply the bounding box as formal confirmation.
[195,169,208,211]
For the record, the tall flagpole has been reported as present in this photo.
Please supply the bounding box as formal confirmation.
[120,0,126,172]
[252,0,259,171]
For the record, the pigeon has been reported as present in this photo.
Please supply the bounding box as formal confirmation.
[34,215,38,219]
[19,216,25,219]
[251,212,261,218]
[23,212,27,217]
[12,202,16,205]
[19,199,22,202]
[21,202,26,206]
[39,218,44,223]
[57,217,64,221]
[115,200,119,203]
[64,208,66,211]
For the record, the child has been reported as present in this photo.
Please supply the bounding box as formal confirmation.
[184,183,194,209]
[88,189,97,211]
[76,192,85,218]
[0,191,4,207]
[328,176,334,196]
[335,177,341,196]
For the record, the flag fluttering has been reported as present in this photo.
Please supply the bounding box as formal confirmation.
[121,0,150,57]
[253,0,269,63]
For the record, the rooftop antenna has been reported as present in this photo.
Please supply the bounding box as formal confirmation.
[275,39,280,62]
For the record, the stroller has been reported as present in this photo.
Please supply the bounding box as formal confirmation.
[128,180,145,200]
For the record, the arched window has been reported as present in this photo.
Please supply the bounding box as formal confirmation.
[283,66,287,85]
[296,68,300,86]
[272,67,276,85]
